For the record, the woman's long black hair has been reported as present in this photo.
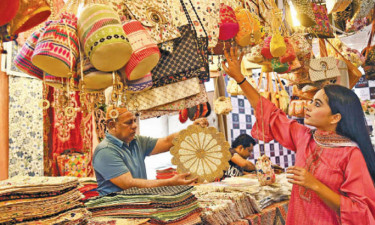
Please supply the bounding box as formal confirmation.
[324,84,375,183]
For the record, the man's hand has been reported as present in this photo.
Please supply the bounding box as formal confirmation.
[169,172,197,186]
[193,118,209,128]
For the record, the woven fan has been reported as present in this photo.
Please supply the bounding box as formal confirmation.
[170,125,231,183]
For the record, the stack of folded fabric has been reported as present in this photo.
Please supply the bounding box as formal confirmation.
[85,185,202,224]
[193,191,260,224]
[78,177,99,201]
[156,167,177,180]
[0,176,91,224]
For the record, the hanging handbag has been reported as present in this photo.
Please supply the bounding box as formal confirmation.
[214,96,233,115]
[261,36,273,59]
[351,0,375,20]
[121,19,161,81]
[9,0,51,35]
[333,3,353,31]
[248,43,265,63]
[151,0,209,88]
[121,0,181,45]
[126,77,200,111]
[271,58,290,73]
[77,56,113,91]
[280,38,296,63]
[309,57,341,82]
[218,4,239,41]
[78,4,132,72]
[326,39,362,88]
[168,0,220,49]
[14,27,45,79]
[309,3,334,38]
[124,73,153,93]
[32,13,79,78]
[235,7,261,46]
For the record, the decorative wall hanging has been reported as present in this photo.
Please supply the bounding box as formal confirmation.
[170,125,231,183]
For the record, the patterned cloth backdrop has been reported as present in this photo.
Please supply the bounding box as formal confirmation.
[228,94,297,169]
[8,76,44,177]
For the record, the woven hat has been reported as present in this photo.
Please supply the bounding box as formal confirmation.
[122,20,160,81]
[218,5,239,40]
[78,4,133,72]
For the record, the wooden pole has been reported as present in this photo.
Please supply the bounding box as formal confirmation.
[0,54,9,180]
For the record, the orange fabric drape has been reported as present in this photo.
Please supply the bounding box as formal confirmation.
[0,54,9,180]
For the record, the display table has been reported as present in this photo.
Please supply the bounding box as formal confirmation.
[230,200,289,225]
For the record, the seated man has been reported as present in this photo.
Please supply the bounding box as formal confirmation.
[93,106,206,196]
[224,134,256,178]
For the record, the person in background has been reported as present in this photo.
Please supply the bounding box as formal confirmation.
[222,47,375,224]
[93,106,208,196]
[224,133,256,178]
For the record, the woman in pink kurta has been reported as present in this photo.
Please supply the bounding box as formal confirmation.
[222,48,375,224]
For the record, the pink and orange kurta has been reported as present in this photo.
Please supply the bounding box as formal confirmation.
[251,97,375,225]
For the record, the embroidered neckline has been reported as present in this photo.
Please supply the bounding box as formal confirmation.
[312,130,357,148]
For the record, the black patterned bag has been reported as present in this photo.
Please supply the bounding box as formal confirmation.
[151,0,209,88]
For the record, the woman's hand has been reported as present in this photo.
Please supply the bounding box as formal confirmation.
[286,166,321,191]
[222,47,245,82]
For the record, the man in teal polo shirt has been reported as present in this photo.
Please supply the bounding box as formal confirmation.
[93,106,205,196]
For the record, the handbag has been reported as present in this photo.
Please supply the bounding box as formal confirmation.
[77,56,113,91]
[247,43,265,63]
[168,0,220,49]
[56,148,89,177]
[255,155,276,186]
[126,77,200,111]
[32,13,79,78]
[121,0,181,45]
[150,84,208,111]
[270,32,286,57]
[214,96,232,115]
[121,19,161,81]
[151,0,209,88]
[280,38,296,63]
[124,73,153,93]
[326,39,362,88]
[78,4,132,72]
[218,4,239,41]
[333,3,353,31]
[351,0,375,20]
[9,0,51,35]
[14,27,45,79]
[309,3,334,39]
[261,36,273,59]
[309,57,341,82]
[235,7,261,47]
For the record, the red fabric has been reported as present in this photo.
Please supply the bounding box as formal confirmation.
[261,36,273,59]
[219,4,239,40]
[44,87,93,176]
[280,38,296,63]
[251,97,375,225]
